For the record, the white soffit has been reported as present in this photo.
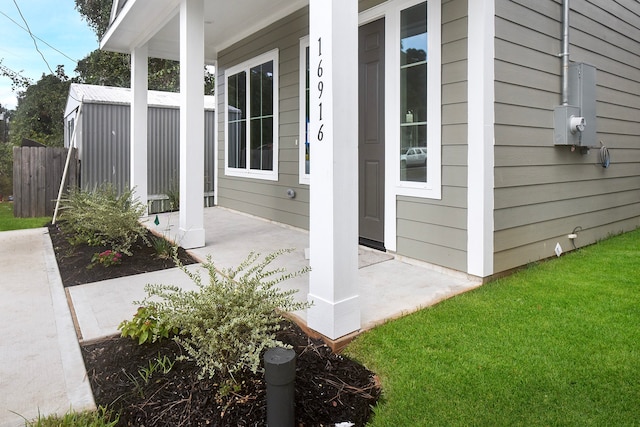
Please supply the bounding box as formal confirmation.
[102,0,308,61]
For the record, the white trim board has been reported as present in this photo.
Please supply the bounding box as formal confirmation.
[467,0,495,277]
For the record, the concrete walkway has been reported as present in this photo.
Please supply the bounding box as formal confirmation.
[0,228,94,427]
[0,207,482,425]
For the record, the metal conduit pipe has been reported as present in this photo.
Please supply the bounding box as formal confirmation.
[561,0,570,106]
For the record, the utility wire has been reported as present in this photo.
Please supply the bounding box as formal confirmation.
[12,0,54,74]
[0,10,79,64]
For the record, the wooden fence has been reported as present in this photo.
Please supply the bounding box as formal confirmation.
[12,147,78,218]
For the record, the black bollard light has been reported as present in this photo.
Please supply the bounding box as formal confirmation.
[264,346,296,426]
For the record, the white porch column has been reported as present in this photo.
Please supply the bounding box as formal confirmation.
[131,43,148,213]
[178,0,205,249]
[307,0,360,340]
[467,0,495,277]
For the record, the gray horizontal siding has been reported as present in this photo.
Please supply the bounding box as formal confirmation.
[217,7,309,230]
[396,0,468,272]
[217,0,472,272]
[359,0,387,12]
[494,0,640,273]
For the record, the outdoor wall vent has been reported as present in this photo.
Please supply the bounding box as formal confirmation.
[554,62,597,148]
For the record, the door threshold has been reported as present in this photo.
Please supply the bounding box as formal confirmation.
[359,237,386,252]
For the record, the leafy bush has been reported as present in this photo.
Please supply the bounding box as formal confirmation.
[118,306,177,345]
[137,250,311,384]
[58,184,148,255]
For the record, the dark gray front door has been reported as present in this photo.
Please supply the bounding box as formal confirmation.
[359,18,385,251]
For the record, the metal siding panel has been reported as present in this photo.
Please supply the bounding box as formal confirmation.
[205,110,216,194]
[81,103,130,193]
[80,102,214,211]
[148,107,180,197]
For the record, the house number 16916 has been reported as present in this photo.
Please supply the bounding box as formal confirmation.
[316,37,324,141]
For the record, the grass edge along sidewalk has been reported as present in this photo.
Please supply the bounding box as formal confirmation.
[0,202,49,231]
[345,228,640,426]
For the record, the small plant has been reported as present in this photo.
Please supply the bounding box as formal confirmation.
[166,186,179,212]
[122,370,145,399]
[118,306,177,345]
[88,249,123,269]
[150,234,176,260]
[23,406,118,426]
[137,249,311,389]
[138,353,175,383]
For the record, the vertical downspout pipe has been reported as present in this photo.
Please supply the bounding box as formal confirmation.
[561,0,570,106]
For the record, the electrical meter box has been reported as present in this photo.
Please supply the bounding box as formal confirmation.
[554,62,597,147]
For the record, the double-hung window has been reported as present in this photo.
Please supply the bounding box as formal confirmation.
[225,50,279,180]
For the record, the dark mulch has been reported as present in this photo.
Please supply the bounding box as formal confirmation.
[48,222,380,426]
[47,222,197,287]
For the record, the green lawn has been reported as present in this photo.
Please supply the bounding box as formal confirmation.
[345,229,640,426]
[0,202,50,231]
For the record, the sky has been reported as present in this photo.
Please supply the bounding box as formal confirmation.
[0,0,98,110]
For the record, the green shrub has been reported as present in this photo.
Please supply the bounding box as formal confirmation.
[58,184,148,255]
[118,306,178,345]
[137,249,311,384]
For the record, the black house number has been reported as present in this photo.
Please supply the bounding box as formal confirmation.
[317,37,324,141]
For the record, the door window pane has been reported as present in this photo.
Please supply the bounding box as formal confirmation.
[400,2,428,183]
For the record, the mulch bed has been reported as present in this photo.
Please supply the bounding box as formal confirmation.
[47,222,197,287]
[48,222,381,426]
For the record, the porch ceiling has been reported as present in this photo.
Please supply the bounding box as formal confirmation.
[101,0,308,62]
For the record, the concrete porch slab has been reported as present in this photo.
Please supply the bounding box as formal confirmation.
[67,206,482,346]
[144,207,482,339]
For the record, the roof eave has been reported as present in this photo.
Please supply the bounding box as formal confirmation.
[100,0,178,54]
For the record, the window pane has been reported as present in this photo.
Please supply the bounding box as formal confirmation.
[250,117,273,171]
[251,61,274,118]
[401,2,428,66]
[400,64,427,123]
[247,60,275,171]
[400,2,428,183]
[228,72,246,168]
[400,124,427,183]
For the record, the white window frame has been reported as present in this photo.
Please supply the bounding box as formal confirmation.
[361,0,441,200]
[224,49,279,181]
[393,0,441,198]
[299,36,310,185]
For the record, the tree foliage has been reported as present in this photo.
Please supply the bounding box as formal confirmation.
[0,60,33,92]
[75,0,112,39]
[74,0,215,94]
[0,142,12,197]
[9,66,74,147]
